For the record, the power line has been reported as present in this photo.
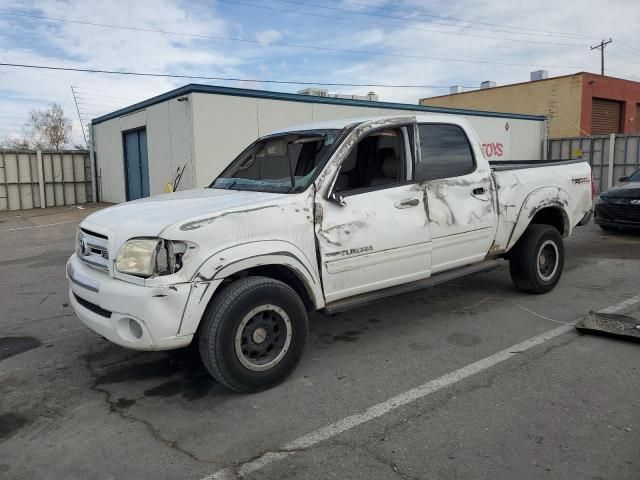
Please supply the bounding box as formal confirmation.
[0,62,483,88]
[606,52,640,79]
[278,0,599,40]
[615,41,640,60]
[322,0,603,40]
[217,0,588,47]
[0,11,594,70]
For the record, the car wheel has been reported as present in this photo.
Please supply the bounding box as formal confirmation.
[599,224,617,231]
[509,224,564,294]
[198,276,308,393]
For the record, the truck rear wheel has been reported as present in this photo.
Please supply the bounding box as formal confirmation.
[198,276,308,393]
[509,224,564,294]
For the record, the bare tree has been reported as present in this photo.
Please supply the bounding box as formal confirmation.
[0,136,31,149]
[25,103,73,150]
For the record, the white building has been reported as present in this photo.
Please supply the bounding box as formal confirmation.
[91,84,546,203]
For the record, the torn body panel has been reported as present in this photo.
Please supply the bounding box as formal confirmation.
[425,174,497,274]
[492,160,592,252]
[313,116,432,303]
[316,184,432,303]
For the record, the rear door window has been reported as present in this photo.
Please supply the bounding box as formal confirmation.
[416,124,475,181]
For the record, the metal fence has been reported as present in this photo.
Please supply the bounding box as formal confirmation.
[549,134,640,193]
[0,149,94,211]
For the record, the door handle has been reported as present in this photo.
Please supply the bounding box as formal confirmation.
[395,198,420,208]
[472,187,486,195]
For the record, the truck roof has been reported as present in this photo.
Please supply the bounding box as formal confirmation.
[265,114,473,136]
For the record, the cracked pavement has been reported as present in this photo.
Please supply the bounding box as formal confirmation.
[1,204,639,479]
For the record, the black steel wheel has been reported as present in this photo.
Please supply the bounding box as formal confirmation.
[198,276,308,393]
[509,224,564,294]
[235,304,292,372]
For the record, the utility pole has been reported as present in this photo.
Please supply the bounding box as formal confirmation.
[70,85,88,148]
[590,38,612,76]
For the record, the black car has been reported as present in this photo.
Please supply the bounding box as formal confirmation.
[595,168,640,230]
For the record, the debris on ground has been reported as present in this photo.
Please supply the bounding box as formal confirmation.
[575,311,640,343]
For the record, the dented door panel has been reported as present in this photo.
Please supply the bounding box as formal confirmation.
[316,185,431,303]
[425,171,498,273]
[416,120,499,273]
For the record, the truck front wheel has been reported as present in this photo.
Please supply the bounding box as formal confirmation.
[198,276,308,393]
[509,224,564,294]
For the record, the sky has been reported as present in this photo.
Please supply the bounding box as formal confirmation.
[0,0,639,146]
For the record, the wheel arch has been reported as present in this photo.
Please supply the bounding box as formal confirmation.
[529,206,569,236]
[178,243,322,338]
[215,263,319,313]
[505,187,572,252]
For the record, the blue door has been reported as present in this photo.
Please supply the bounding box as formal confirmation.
[123,129,150,200]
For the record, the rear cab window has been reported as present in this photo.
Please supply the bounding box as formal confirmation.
[416,124,476,181]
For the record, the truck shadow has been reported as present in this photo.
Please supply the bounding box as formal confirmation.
[83,343,234,408]
[83,268,510,404]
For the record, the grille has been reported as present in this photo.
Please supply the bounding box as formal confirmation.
[81,228,107,240]
[78,229,110,270]
[73,293,112,318]
[599,203,640,223]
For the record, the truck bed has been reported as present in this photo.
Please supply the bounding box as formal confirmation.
[490,158,592,254]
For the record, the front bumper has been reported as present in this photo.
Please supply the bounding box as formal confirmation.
[594,201,640,228]
[66,254,194,350]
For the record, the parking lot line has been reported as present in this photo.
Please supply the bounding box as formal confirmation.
[0,220,78,233]
[204,294,640,480]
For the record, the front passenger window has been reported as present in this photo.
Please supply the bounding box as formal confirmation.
[334,129,405,193]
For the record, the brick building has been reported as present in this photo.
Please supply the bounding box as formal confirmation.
[420,72,640,138]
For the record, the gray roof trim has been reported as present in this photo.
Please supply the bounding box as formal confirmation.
[92,83,546,125]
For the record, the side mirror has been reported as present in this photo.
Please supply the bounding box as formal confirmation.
[619,176,629,182]
[329,192,347,207]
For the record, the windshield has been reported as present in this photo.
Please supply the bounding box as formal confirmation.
[211,129,342,193]
[628,168,640,182]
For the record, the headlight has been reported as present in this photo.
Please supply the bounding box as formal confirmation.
[75,228,83,256]
[115,238,188,278]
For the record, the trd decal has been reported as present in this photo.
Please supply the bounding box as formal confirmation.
[571,177,590,184]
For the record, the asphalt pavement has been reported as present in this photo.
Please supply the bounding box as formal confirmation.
[0,204,639,480]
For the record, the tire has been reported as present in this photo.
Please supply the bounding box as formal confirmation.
[509,224,564,294]
[599,224,616,231]
[198,276,308,393]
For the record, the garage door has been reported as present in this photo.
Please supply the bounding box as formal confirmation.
[591,98,622,135]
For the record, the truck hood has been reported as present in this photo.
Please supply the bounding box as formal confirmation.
[82,188,283,239]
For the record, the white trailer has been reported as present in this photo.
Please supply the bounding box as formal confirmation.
[91,84,546,203]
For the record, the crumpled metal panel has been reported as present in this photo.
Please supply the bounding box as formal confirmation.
[575,311,640,342]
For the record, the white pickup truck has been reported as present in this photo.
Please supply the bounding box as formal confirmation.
[67,115,593,392]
